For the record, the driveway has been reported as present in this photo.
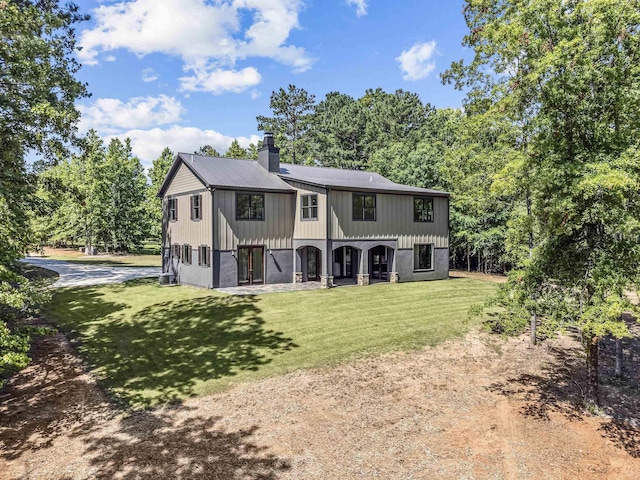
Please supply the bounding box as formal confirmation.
[22,257,160,288]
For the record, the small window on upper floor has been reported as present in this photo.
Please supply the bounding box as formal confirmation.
[414,197,434,222]
[172,244,181,258]
[353,193,376,221]
[191,194,202,221]
[236,193,265,220]
[168,198,178,221]
[301,194,318,220]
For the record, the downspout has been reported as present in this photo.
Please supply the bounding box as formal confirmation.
[326,187,331,279]
[210,187,215,288]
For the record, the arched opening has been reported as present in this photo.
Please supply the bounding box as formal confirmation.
[331,246,360,285]
[296,246,322,282]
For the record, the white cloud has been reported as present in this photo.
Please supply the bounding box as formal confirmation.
[106,126,261,166]
[250,89,261,100]
[78,95,185,133]
[346,0,367,17]
[396,40,437,81]
[141,67,158,83]
[180,66,261,94]
[78,0,312,93]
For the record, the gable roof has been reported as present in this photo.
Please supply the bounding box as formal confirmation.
[158,153,295,196]
[278,164,450,196]
[158,152,449,197]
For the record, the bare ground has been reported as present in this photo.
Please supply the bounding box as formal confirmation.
[1,322,640,479]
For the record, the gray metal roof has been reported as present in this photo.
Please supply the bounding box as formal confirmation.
[159,152,448,197]
[278,164,449,196]
[174,153,295,193]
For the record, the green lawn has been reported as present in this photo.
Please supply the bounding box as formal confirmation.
[41,252,161,267]
[47,278,497,409]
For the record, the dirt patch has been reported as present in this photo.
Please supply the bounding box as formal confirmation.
[1,326,639,479]
[450,269,507,283]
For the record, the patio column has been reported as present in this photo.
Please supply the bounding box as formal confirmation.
[293,248,303,283]
[389,247,399,283]
[357,248,369,286]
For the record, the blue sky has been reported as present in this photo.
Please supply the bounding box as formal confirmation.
[72,0,471,166]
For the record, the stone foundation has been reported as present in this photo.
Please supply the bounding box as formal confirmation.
[321,275,334,288]
[294,271,303,283]
[357,274,370,286]
[390,272,400,283]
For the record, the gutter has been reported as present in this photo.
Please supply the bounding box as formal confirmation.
[210,186,215,288]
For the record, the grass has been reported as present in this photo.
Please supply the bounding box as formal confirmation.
[47,278,497,409]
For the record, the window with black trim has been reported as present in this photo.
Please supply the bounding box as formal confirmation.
[172,244,181,258]
[352,193,376,221]
[191,194,202,220]
[301,194,318,220]
[182,244,192,265]
[414,244,433,271]
[236,193,264,220]
[414,196,433,222]
[168,198,178,221]
[198,245,210,267]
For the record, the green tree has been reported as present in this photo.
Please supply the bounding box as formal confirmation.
[246,142,260,160]
[99,138,148,252]
[0,0,89,383]
[447,0,640,405]
[224,139,248,159]
[310,92,368,169]
[256,84,316,164]
[147,147,174,241]
[195,145,220,157]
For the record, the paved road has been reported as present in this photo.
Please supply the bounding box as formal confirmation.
[21,257,160,288]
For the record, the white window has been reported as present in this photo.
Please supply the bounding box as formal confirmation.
[301,194,318,220]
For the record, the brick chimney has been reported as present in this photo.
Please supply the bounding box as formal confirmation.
[257,132,280,173]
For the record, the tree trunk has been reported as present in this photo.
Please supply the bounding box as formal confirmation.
[530,313,537,347]
[466,247,471,272]
[585,335,600,407]
[615,338,623,378]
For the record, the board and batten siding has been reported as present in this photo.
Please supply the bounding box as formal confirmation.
[288,181,327,240]
[215,189,295,250]
[329,190,449,249]
[163,191,212,249]
[163,162,212,249]
[165,163,204,195]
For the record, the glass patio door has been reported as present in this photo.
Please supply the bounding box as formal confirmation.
[307,247,319,281]
[238,246,264,285]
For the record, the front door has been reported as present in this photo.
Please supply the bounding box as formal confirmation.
[238,246,264,285]
[307,247,320,281]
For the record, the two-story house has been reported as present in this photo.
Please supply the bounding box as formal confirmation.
[158,133,449,289]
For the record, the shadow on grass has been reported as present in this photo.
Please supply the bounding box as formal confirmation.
[0,334,291,479]
[488,326,640,458]
[52,284,297,409]
[66,407,291,480]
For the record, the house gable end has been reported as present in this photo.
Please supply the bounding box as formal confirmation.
[158,155,209,198]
